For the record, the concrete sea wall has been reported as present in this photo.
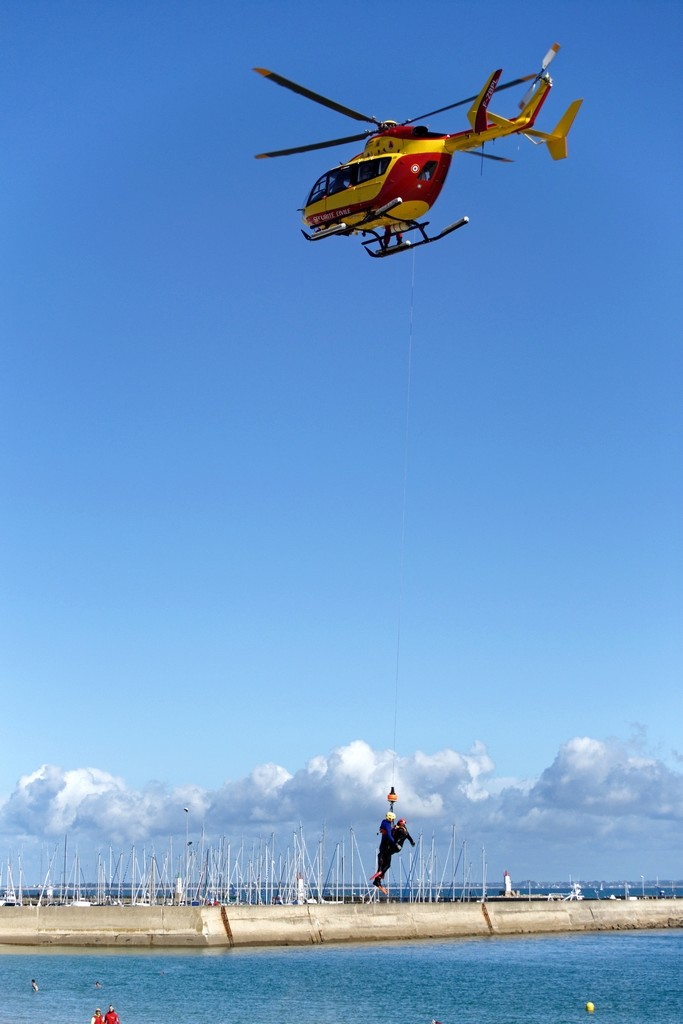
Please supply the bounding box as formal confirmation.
[0,900,681,948]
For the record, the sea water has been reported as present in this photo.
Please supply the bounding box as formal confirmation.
[1,930,681,1024]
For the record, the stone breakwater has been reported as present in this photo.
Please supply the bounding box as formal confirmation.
[0,900,681,948]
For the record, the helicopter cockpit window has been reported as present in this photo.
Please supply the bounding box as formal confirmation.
[327,165,356,194]
[307,174,329,205]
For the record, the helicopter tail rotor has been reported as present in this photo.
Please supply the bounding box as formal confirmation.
[518,42,560,110]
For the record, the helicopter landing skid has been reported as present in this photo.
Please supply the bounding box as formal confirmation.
[301,222,350,241]
[362,216,469,258]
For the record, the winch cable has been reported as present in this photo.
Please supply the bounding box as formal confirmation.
[389,250,417,805]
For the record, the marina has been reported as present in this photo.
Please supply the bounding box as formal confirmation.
[3,832,680,950]
[3,831,680,911]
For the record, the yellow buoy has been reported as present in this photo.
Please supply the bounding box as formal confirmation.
[585,1002,595,1014]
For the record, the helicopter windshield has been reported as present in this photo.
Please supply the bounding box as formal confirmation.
[305,157,390,206]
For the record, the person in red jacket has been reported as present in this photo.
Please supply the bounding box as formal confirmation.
[104,1006,120,1024]
[392,818,415,850]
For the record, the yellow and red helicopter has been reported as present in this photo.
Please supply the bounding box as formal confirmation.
[254,44,582,257]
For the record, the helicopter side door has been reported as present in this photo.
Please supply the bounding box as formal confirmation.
[303,157,393,225]
[327,156,392,212]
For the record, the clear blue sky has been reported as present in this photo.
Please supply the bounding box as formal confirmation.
[1,0,681,882]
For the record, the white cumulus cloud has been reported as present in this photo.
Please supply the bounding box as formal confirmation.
[1,735,681,881]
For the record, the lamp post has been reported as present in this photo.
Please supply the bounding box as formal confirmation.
[184,807,189,904]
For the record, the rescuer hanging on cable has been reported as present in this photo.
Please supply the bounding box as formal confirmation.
[369,786,408,893]
[370,810,398,893]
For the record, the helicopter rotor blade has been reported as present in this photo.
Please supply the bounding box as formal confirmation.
[541,42,561,70]
[253,68,382,127]
[404,74,535,125]
[463,148,514,163]
[518,42,560,109]
[255,131,372,159]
